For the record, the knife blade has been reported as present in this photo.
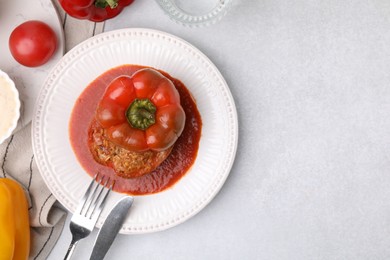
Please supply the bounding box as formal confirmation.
[89,196,134,260]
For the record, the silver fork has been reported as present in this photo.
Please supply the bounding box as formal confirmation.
[64,173,113,260]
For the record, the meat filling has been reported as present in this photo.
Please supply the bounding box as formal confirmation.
[88,119,172,178]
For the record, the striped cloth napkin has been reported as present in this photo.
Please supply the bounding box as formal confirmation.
[0,123,66,260]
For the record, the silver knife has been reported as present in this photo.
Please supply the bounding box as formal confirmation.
[89,196,134,260]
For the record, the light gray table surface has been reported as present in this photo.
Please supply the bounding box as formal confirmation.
[49,0,390,259]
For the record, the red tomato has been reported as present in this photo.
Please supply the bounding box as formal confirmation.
[9,21,57,67]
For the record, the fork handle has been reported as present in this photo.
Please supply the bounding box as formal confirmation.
[64,238,79,260]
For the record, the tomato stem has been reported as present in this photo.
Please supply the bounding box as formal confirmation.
[94,0,118,9]
[126,99,156,130]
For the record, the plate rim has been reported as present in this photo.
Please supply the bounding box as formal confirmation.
[32,28,239,234]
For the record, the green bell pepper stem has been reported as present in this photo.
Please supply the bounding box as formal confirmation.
[126,99,157,130]
[95,0,118,9]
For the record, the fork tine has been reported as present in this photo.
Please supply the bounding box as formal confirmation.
[90,178,113,222]
[82,174,106,217]
[75,173,99,215]
[88,176,111,218]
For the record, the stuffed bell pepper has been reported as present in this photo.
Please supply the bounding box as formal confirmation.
[89,68,186,178]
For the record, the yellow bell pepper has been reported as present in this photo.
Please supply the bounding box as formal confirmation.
[0,178,30,260]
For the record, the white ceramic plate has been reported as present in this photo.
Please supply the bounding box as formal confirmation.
[32,28,238,234]
[0,0,65,127]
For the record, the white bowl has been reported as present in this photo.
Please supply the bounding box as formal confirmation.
[0,70,20,144]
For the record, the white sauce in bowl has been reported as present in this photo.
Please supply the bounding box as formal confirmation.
[0,71,20,143]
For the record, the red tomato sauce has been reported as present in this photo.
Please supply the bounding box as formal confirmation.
[69,65,202,195]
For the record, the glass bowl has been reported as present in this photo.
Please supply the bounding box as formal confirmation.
[155,0,232,27]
